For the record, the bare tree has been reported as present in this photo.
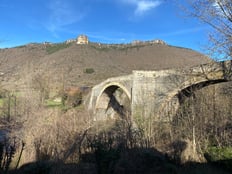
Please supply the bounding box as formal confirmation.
[181,0,232,60]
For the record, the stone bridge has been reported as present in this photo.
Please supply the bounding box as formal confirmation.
[87,61,232,121]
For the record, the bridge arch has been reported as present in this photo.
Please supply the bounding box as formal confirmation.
[158,78,228,120]
[95,82,131,119]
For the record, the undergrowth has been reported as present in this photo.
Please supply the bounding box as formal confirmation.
[46,43,71,54]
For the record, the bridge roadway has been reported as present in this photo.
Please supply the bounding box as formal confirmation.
[87,60,232,121]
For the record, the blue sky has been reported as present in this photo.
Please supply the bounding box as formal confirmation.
[0,0,212,54]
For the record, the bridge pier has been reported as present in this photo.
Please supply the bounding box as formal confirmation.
[131,70,181,121]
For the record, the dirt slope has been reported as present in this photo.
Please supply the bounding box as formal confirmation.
[0,42,210,90]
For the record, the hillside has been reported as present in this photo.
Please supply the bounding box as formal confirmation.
[1,41,232,174]
[0,41,210,91]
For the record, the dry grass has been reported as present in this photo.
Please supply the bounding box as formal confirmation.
[0,42,210,90]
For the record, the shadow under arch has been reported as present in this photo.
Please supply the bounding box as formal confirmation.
[95,83,131,119]
[159,79,228,120]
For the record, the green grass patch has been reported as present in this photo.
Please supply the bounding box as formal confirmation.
[46,43,71,54]
[45,99,63,108]
[205,146,232,172]
[206,146,232,161]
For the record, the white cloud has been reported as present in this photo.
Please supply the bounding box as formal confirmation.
[121,0,162,16]
[46,0,84,36]
[135,1,162,15]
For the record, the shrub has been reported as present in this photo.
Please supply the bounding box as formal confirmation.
[84,68,95,74]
